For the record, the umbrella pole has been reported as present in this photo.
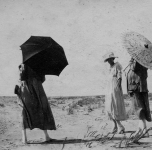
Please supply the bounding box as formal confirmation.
[123,63,131,72]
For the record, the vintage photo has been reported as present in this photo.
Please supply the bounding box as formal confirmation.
[0,0,152,150]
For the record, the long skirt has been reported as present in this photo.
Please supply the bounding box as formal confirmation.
[18,80,56,130]
[105,78,127,121]
[131,92,151,122]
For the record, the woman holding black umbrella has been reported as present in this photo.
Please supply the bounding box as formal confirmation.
[15,64,56,144]
[15,36,68,143]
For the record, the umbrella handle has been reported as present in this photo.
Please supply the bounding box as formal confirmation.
[123,63,131,72]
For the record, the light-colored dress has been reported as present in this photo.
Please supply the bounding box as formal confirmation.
[105,62,127,120]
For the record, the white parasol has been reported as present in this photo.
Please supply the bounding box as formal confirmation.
[122,31,152,69]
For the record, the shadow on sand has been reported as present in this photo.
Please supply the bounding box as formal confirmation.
[27,133,152,144]
[27,130,152,149]
[28,138,93,144]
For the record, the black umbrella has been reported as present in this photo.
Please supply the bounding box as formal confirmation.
[20,36,68,76]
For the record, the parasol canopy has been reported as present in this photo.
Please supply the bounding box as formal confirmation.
[122,31,152,69]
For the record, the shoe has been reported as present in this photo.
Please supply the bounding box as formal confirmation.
[117,126,125,134]
[118,128,125,134]
[45,138,55,143]
[111,127,118,134]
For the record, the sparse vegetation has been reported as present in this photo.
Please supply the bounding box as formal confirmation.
[63,96,105,115]
[0,94,151,149]
[67,102,79,115]
[47,94,140,115]
[2,95,150,117]
[0,103,4,107]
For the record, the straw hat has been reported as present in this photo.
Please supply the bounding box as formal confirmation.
[103,52,117,62]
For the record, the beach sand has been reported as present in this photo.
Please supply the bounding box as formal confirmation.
[0,96,152,150]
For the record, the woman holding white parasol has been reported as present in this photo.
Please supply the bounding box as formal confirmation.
[123,32,152,142]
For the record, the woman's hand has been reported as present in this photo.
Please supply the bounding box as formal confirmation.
[117,78,122,88]
[41,75,45,83]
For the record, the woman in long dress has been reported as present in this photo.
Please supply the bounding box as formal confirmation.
[126,58,151,141]
[14,64,56,143]
[103,52,127,134]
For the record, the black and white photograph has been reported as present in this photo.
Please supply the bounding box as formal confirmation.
[0,0,152,150]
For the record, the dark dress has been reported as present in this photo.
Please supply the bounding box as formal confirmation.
[15,65,56,130]
[126,58,151,121]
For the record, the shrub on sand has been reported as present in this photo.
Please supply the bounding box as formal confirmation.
[67,104,74,115]
[0,103,4,107]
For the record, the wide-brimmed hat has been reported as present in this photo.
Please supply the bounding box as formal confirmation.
[103,52,117,62]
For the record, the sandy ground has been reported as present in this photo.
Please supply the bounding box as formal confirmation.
[0,96,152,150]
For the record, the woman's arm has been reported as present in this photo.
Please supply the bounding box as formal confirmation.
[19,64,27,81]
[14,85,23,108]
[116,63,122,88]
[16,95,23,108]
[117,78,122,88]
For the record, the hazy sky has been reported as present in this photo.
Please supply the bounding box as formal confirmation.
[1,0,152,96]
